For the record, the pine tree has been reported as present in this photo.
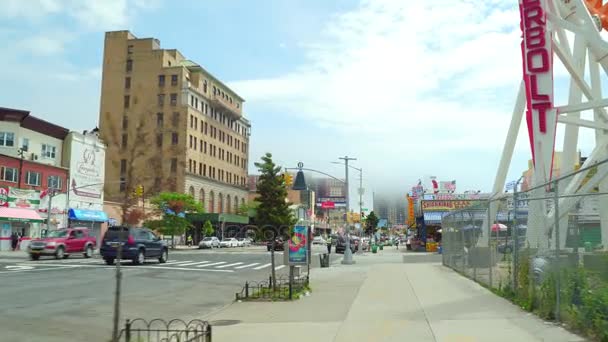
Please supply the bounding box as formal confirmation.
[254,153,295,289]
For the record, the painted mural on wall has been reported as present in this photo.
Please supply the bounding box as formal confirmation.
[69,136,105,211]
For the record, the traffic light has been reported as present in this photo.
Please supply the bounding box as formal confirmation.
[282,173,293,186]
[133,184,144,197]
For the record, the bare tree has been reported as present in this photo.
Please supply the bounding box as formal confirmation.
[100,109,185,226]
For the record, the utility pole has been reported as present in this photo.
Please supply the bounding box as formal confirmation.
[339,156,356,265]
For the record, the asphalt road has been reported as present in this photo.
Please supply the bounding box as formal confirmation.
[0,245,340,342]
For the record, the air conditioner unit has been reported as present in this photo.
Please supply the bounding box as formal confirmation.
[30,153,38,161]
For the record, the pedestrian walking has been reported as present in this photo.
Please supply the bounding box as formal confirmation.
[395,238,399,250]
[10,232,18,251]
[326,236,332,254]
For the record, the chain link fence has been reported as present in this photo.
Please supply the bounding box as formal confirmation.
[442,160,608,341]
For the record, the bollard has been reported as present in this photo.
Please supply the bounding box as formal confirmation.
[245,281,249,298]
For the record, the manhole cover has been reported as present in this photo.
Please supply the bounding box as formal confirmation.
[209,319,241,326]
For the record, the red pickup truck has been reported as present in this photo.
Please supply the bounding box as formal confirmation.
[27,227,97,260]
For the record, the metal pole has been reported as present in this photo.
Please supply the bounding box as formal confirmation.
[46,190,53,231]
[112,232,124,342]
[553,180,561,322]
[487,202,493,288]
[358,168,363,254]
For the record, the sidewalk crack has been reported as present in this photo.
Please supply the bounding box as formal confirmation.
[404,267,438,342]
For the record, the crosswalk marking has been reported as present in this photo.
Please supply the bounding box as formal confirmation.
[165,260,194,265]
[275,265,286,271]
[234,262,259,269]
[197,261,226,268]
[177,261,210,266]
[253,263,272,270]
[216,262,243,269]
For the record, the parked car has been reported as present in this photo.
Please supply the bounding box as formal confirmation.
[266,238,285,251]
[198,237,220,249]
[220,238,239,248]
[335,235,357,254]
[99,226,168,265]
[238,238,252,247]
[28,228,97,260]
[312,236,327,245]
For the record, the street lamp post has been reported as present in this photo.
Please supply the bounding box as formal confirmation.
[333,161,363,254]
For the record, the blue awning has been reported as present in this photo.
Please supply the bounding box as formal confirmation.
[424,212,448,225]
[68,209,109,222]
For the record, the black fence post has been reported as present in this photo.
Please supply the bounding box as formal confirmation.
[245,281,249,298]
[125,319,131,342]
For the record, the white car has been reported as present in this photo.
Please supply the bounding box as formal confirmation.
[220,238,238,248]
[312,236,327,245]
[238,238,252,247]
[198,237,220,249]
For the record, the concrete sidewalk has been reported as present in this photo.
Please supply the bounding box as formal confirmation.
[204,249,585,342]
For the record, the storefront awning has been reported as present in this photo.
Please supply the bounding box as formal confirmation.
[423,212,448,225]
[68,209,108,222]
[0,207,45,223]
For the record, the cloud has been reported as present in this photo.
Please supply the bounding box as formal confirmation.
[1,0,160,32]
[231,0,523,152]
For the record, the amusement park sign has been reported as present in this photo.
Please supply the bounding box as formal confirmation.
[421,200,479,211]
[519,0,557,183]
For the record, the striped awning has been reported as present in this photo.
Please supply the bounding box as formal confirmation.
[0,207,44,223]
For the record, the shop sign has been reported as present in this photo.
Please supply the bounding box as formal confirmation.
[0,187,8,207]
[321,201,335,209]
[7,188,40,208]
[422,200,475,211]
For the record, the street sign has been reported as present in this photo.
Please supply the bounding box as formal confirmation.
[362,208,369,211]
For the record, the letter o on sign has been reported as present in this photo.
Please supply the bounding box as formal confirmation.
[527,48,549,73]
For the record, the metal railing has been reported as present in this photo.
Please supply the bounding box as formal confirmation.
[235,275,310,301]
[116,318,212,342]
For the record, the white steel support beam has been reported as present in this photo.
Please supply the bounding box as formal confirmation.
[479,82,525,247]
[558,116,608,130]
[589,51,608,250]
[556,99,608,114]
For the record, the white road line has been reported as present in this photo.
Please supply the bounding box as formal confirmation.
[176,261,210,266]
[234,262,259,269]
[274,265,286,271]
[163,260,184,265]
[144,266,233,273]
[197,261,226,268]
[165,260,194,265]
[253,263,272,270]
[215,262,243,269]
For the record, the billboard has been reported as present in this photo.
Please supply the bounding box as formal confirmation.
[68,134,105,210]
[421,200,478,211]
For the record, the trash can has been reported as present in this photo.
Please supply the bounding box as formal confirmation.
[319,253,330,268]
[379,244,384,250]
[372,245,378,254]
